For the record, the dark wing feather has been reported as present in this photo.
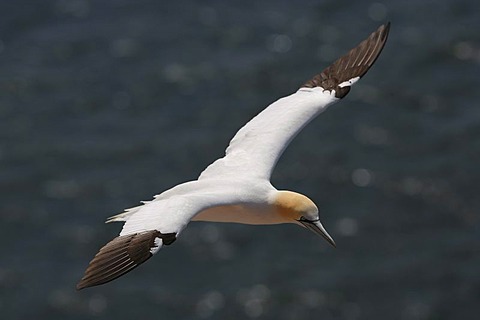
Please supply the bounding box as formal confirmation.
[76,230,171,290]
[302,22,390,98]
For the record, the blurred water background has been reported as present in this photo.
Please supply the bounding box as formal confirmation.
[1,0,479,319]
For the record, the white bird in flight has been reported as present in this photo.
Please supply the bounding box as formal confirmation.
[77,23,390,290]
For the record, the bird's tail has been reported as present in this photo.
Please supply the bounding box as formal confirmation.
[105,205,144,223]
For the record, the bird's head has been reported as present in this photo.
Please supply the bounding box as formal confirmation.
[274,190,336,248]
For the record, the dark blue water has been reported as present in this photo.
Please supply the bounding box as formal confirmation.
[1,0,479,319]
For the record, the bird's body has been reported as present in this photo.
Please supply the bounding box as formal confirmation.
[109,87,336,232]
[77,23,390,290]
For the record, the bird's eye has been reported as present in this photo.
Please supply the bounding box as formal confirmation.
[298,216,320,223]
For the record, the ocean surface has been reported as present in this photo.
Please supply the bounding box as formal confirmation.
[1,0,479,319]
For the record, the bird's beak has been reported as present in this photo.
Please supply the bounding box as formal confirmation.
[299,218,336,248]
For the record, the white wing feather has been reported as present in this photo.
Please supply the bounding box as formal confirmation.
[119,179,274,236]
[199,87,338,180]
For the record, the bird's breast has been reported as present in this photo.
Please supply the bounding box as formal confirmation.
[192,203,285,225]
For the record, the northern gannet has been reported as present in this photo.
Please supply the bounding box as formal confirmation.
[77,23,390,290]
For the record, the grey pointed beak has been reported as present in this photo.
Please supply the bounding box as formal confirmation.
[299,218,336,248]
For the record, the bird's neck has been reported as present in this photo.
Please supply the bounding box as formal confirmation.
[272,190,317,221]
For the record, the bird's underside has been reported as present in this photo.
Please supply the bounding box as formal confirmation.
[77,23,390,290]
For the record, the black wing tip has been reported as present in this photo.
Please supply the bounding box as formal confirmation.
[383,21,391,34]
[373,23,390,52]
[301,22,391,97]
[76,230,170,290]
[359,21,390,74]
[76,282,88,291]
[377,21,391,51]
[77,277,109,290]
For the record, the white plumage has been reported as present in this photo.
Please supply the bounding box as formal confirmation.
[199,87,337,180]
[117,87,336,236]
[77,23,390,290]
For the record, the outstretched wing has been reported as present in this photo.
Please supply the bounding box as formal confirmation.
[199,23,389,181]
[77,192,209,290]
[77,180,272,290]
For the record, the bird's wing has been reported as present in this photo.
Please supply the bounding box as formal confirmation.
[76,229,175,290]
[77,192,213,290]
[199,23,389,181]
[77,180,272,290]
